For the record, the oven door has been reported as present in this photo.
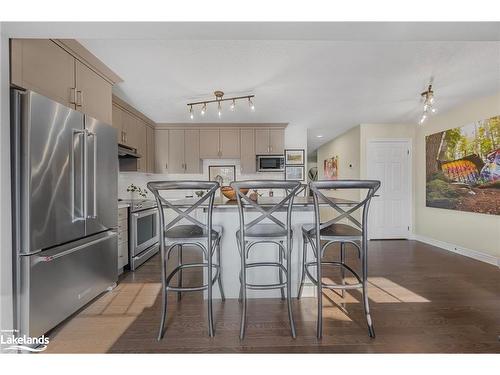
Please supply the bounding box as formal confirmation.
[258,156,284,172]
[130,208,159,256]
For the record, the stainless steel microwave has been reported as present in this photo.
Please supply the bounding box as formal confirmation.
[257,155,285,172]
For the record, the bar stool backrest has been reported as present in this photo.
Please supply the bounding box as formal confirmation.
[308,180,381,235]
[147,181,220,245]
[230,180,301,240]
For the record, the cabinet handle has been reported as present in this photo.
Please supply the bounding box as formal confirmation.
[165,162,168,170]
[124,132,127,144]
[69,88,76,105]
[270,145,273,153]
[76,90,83,107]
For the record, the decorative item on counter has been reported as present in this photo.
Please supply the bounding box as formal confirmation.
[249,189,262,201]
[127,184,148,200]
[221,186,249,201]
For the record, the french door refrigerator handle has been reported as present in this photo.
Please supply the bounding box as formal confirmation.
[34,231,118,263]
[71,129,86,222]
[86,130,98,219]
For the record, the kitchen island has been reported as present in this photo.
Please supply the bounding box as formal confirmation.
[161,195,357,299]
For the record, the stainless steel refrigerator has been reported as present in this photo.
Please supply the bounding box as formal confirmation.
[11,89,118,338]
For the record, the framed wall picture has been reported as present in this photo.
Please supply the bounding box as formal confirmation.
[208,165,236,187]
[285,166,305,181]
[285,149,305,165]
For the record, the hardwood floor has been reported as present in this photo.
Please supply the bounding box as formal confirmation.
[44,240,500,353]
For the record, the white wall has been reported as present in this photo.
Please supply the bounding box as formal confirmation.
[316,125,361,202]
[415,93,500,260]
[0,26,14,339]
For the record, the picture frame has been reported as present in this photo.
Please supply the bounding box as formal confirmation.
[285,165,305,181]
[208,165,236,187]
[285,149,305,165]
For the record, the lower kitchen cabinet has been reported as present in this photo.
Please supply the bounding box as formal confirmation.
[117,207,129,273]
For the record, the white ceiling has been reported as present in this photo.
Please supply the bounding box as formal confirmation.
[3,22,500,154]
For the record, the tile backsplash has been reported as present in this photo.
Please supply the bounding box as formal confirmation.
[119,159,285,200]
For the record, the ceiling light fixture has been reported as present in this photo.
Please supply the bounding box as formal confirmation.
[248,97,255,111]
[187,90,255,119]
[419,83,437,125]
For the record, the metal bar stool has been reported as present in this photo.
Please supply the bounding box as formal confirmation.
[147,181,224,340]
[231,180,301,339]
[298,180,380,339]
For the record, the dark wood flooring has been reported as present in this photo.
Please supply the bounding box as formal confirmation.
[45,240,500,353]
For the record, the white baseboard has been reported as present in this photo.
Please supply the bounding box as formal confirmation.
[412,234,500,267]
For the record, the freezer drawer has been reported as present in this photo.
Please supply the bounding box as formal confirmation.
[20,231,118,337]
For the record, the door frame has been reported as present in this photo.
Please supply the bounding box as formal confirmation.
[366,138,413,240]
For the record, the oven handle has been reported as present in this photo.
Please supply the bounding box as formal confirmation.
[132,208,158,219]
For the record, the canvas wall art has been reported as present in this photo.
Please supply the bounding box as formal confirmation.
[323,156,338,180]
[425,115,499,215]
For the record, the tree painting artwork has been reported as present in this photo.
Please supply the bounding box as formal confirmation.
[323,156,338,180]
[426,115,500,215]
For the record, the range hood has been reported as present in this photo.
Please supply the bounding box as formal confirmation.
[118,144,141,159]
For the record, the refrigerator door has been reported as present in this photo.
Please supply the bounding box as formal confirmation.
[84,116,118,236]
[14,90,86,254]
[19,231,118,337]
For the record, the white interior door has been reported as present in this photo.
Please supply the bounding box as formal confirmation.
[367,140,411,239]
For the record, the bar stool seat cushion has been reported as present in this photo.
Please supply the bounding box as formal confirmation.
[237,223,290,239]
[164,224,222,239]
[302,223,362,239]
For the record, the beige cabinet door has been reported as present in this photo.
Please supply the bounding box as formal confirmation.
[10,39,76,108]
[168,129,185,173]
[112,104,124,143]
[220,128,240,158]
[240,128,256,174]
[199,129,220,158]
[155,129,169,174]
[185,129,201,173]
[134,120,148,172]
[121,111,136,148]
[269,128,285,155]
[75,60,112,124]
[255,129,270,155]
[146,126,155,173]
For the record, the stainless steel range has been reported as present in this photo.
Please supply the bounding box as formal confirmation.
[127,200,160,270]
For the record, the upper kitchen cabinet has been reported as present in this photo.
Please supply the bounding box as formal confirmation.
[220,128,240,158]
[199,129,220,158]
[269,128,285,154]
[167,129,201,174]
[75,61,112,125]
[113,96,157,173]
[155,129,169,174]
[146,126,155,173]
[240,128,256,173]
[199,128,240,159]
[10,39,122,124]
[255,128,285,155]
[10,39,76,108]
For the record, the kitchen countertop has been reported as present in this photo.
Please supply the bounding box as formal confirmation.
[167,195,357,211]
